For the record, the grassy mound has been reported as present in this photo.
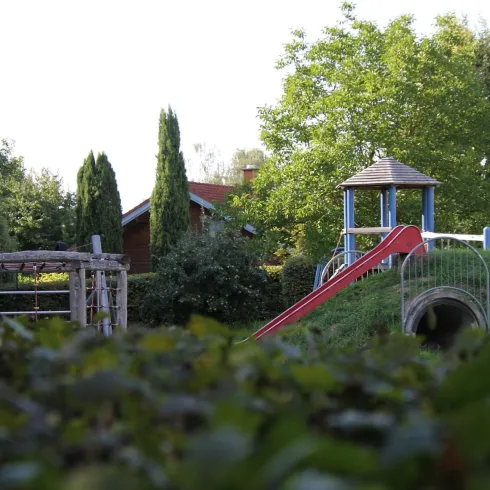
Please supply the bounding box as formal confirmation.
[275,248,490,350]
[282,271,402,349]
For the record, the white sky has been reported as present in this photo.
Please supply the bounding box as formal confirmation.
[1,0,489,212]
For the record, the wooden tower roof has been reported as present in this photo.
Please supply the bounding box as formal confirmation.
[337,157,441,190]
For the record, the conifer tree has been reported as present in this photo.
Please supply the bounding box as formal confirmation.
[75,151,123,252]
[150,106,190,266]
[76,151,97,248]
[95,152,123,253]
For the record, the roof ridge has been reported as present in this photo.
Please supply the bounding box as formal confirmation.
[189,181,234,188]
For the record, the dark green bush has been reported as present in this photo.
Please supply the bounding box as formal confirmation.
[127,273,156,322]
[141,228,273,325]
[259,266,284,318]
[281,254,316,307]
[2,315,490,489]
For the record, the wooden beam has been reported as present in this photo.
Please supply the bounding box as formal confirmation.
[0,250,130,264]
[69,272,79,322]
[343,227,393,235]
[77,268,87,327]
[421,232,484,242]
[116,270,128,330]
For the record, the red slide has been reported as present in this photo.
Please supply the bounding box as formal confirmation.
[249,225,424,341]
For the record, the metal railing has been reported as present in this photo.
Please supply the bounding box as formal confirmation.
[401,237,490,332]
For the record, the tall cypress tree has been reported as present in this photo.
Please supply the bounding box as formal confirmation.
[75,150,123,252]
[150,106,190,266]
[76,151,97,248]
[95,152,123,253]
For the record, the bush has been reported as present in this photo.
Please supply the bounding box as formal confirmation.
[141,228,273,325]
[281,254,316,307]
[127,273,156,322]
[260,265,284,318]
[2,315,490,488]
[262,264,282,282]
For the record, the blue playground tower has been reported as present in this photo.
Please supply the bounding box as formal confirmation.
[337,157,441,266]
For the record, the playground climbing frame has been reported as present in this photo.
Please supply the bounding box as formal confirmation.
[0,239,129,335]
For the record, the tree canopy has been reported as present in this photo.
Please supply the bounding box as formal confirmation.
[0,140,75,251]
[229,4,490,259]
[8,169,73,250]
[191,144,265,185]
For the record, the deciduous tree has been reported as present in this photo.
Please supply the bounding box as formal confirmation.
[9,169,73,250]
[230,4,490,259]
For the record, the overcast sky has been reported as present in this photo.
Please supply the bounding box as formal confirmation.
[1,0,489,212]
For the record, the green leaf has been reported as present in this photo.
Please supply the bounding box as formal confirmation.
[435,340,490,411]
[290,364,339,391]
[0,462,40,489]
[284,470,351,490]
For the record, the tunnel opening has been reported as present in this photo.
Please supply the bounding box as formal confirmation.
[415,299,478,350]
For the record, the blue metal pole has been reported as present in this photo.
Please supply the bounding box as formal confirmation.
[346,188,355,266]
[427,186,435,250]
[389,185,397,227]
[422,188,428,232]
[388,186,397,268]
[380,189,388,239]
[343,189,349,264]
[484,227,490,251]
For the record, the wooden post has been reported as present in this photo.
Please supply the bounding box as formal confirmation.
[116,270,128,330]
[77,267,87,327]
[91,235,111,336]
[69,272,79,322]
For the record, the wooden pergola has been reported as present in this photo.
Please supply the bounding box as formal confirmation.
[337,157,442,265]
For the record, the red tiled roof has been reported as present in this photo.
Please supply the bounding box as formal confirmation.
[189,182,234,204]
[123,198,149,218]
[122,182,234,218]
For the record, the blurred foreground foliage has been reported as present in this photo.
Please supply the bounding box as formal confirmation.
[1,315,490,489]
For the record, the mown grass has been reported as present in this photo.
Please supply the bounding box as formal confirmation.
[280,271,403,349]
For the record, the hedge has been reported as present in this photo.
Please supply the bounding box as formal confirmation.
[0,270,283,325]
[2,315,490,488]
[281,255,316,307]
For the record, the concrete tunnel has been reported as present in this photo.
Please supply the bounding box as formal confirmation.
[403,288,487,350]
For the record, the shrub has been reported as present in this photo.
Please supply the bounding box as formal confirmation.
[141,228,271,325]
[262,264,282,282]
[127,273,156,322]
[2,315,490,488]
[281,254,316,307]
[260,265,284,318]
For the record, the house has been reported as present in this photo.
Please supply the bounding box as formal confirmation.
[122,173,257,273]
